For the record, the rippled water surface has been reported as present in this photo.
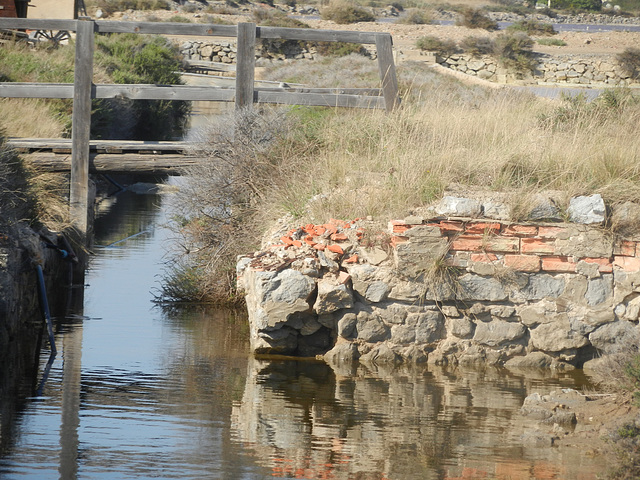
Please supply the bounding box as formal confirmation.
[0,188,610,479]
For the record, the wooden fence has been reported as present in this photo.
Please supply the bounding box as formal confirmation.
[0,17,399,236]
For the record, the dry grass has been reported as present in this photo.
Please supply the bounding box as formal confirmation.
[0,99,65,138]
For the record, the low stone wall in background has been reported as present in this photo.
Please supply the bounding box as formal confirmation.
[238,193,640,372]
[438,52,640,86]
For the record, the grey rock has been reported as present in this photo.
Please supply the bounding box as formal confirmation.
[435,196,482,217]
[482,201,511,220]
[313,279,353,314]
[589,321,640,354]
[337,312,357,338]
[459,274,508,301]
[412,311,444,344]
[473,319,526,347]
[505,351,554,369]
[520,274,565,300]
[390,324,416,344]
[568,194,606,224]
[324,341,359,365]
[359,343,401,365]
[449,315,475,338]
[528,196,562,221]
[365,281,390,303]
[585,275,613,306]
[531,320,590,351]
[355,312,389,342]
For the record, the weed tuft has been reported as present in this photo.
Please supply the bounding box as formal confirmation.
[456,8,499,31]
[321,1,376,24]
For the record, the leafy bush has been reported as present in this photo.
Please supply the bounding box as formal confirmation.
[460,35,495,56]
[321,1,376,24]
[617,47,640,80]
[537,38,567,46]
[167,15,192,23]
[94,33,190,140]
[315,42,368,57]
[251,9,311,57]
[493,32,536,75]
[396,8,432,24]
[456,8,499,31]
[553,0,601,10]
[416,36,458,57]
[507,19,556,35]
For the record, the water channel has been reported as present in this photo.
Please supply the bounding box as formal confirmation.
[0,175,614,479]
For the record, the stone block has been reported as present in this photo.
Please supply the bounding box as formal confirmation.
[473,319,526,347]
[458,274,508,301]
[435,196,482,217]
[447,315,473,339]
[531,320,590,352]
[568,194,606,224]
[585,275,613,306]
[504,254,541,272]
[521,274,565,300]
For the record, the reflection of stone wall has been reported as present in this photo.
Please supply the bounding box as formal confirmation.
[231,357,605,479]
[238,193,640,370]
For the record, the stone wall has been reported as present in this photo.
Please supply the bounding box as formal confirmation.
[438,53,640,86]
[238,194,640,371]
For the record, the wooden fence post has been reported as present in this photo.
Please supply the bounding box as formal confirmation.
[375,33,399,112]
[235,22,256,109]
[70,17,94,238]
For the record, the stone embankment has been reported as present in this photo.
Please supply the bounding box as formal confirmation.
[436,52,639,86]
[238,193,640,370]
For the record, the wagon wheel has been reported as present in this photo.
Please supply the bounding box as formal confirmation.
[34,30,71,47]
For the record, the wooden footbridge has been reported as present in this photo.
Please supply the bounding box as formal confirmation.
[0,17,399,237]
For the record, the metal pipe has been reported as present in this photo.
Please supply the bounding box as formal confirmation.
[35,264,57,355]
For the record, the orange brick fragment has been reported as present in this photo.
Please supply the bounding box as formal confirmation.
[391,235,408,247]
[327,244,344,254]
[521,238,556,254]
[465,222,502,235]
[503,225,538,237]
[451,235,519,253]
[613,256,640,272]
[314,226,326,236]
[582,257,613,273]
[344,254,359,264]
[324,225,338,235]
[504,254,541,272]
[304,236,316,246]
[280,236,294,246]
[613,240,636,257]
[471,253,498,263]
[437,221,464,233]
[331,233,348,241]
[313,243,326,251]
[541,255,576,272]
[450,236,484,252]
[292,240,303,248]
[303,224,316,234]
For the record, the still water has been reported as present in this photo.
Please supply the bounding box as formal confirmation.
[1,188,610,479]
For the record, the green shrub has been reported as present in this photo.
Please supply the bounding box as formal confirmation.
[167,15,192,23]
[493,32,536,75]
[321,1,376,24]
[537,38,567,46]
[456,8,499,31]
[617,47,640,80]
[315,42,368,57]
[507,19,556,35]
[553,0,601,10]
[416,36,458,57]
[460,35,495,56]
[396,8,432,24]
[251,9,311,57]
[94,33,190,140]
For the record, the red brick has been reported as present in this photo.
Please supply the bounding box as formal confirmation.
[280,236,295,246]
[331,233,349,241]
[470,253,499,263]
[304,236,316,246]
[541,256,576,272]
[451,236,484,252]
[313,243,326,251]
[581,257,613,273]
[504,254,541,272]
[292,240,303,248]
[392,224,410,234]
[521,238,556,254]
[503,225,538,237]
[613,240,636,257]
[327,244,344,254]
[391,235,408,247]
[613,256,640,272]
[465,222,502,235]
[313,226,326,236]
[437,221,464,233]
[538,226,568,238]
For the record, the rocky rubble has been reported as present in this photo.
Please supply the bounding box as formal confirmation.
[238,193,640,370]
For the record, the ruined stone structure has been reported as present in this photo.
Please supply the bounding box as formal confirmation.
[238,194,640,370]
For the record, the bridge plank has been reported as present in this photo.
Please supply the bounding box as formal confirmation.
[23,152,209,175]
[7,138,195,152]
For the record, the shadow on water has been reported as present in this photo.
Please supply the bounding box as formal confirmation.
[0,186,613,480]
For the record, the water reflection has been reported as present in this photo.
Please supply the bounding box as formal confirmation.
[233,359,606,480]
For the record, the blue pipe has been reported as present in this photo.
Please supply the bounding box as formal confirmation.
[35,264,57,355]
